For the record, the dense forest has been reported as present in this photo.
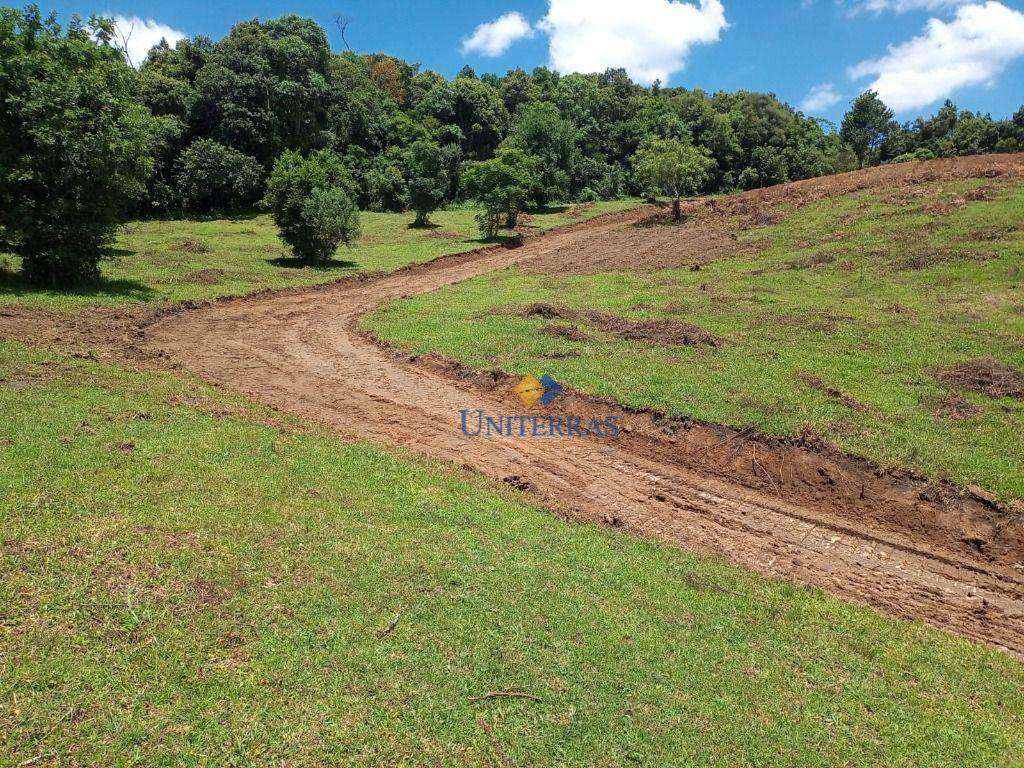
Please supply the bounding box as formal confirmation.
[3,6,1024,282]
[131,15,1024,214]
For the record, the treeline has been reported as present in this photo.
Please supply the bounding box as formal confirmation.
[3,6,1024,284]
[132,16,855,216]
[131,15,1024,215]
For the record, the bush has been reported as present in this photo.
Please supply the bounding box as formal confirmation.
[406,140,449,226]
[887,148,937,164]
[177,140,264,213]
[365,161,408,213]
[461,149,539,239]
[0,9,156,286]
[264,150,360,264]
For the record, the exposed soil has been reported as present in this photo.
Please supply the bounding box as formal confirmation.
[935,358,1024,400]
[934,394,983,421]
[539,323,593,342]
[523,153,1024,276]
[179,268,227,285]
[169,239,212,254]
[523,213,750,274]
[4,155,1024,658]
[520,303,722,347]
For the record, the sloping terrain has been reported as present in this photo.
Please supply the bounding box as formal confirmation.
[129,155,1024,657]
[4,343,1023,766]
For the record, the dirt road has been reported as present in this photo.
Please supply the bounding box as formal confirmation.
[142,200,1024,659]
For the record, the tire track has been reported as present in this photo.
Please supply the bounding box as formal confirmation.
[144,205,1024,659]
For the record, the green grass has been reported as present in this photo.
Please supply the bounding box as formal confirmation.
[1,340,1022,766]
[366,179,1024,501]
[0,201,640,312]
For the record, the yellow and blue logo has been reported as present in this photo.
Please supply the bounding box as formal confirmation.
[512,374,564,408]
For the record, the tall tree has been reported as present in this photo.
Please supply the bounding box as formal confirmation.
[504,101,575,205]
[841,91,897,168]
[0,7,156,285]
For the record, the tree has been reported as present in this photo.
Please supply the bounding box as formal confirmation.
[177,139,264,213]
[504,101,574,205]
[632,138,715,220]
[0,7,156,286]
[461,149,539,239]
[264,149,360,264]
[840,91,897,168]
[191,16,333,165]
[364,149,408,212]
[405,140,449,226]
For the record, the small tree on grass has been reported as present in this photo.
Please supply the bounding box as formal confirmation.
[406,140,449,227]
[264,150,361,265]
[461,149,539,239]
[633,138,715,221]
[0,8,156,286]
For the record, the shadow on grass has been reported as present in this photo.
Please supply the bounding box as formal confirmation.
[0,265,157,302]
[407,220,442,230]
[266,257,358,270]
[139,209,265,224]
[527,204,571,215]
[470,232,525,249]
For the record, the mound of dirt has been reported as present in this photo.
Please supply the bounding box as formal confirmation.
[179,269,227,285]
[170,239,211,254]
[522,304,722,347]
[539,323,593,342]
[935,358,1024,399]
[934,394,982,420]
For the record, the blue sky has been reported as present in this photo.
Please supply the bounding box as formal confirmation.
[61,0,1024,124]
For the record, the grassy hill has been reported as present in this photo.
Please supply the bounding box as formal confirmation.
[366,172,1024,501]
[1,341,1022,766]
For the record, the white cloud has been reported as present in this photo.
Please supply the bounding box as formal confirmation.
[800,83,843,112]
[847,1,1024,111]
[461,12,535,57]
[110,15,185,68]
[536,0,728,85]
[849,0,971,14]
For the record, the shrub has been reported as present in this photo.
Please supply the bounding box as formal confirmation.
[406,140,449,226]
[176,139,264,213]
[461,149,539,239]
[0,8,156,286]
[888,148,937,164]
[365,161,408,213]
[264,150,360,264]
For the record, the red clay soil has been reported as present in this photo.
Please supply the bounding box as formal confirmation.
[4,155,1024,658]
[523,152,1024,275]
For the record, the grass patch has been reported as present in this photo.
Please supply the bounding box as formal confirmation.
[366,179,1024,500]
[1,340,1022,765]
[0,201,640,312]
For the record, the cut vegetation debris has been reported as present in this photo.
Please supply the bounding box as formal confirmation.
[2,342,1023,766]
[518,303,722,347]
[934,358,1024,400]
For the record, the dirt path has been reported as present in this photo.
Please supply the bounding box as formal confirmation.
[139,202,1024,659]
